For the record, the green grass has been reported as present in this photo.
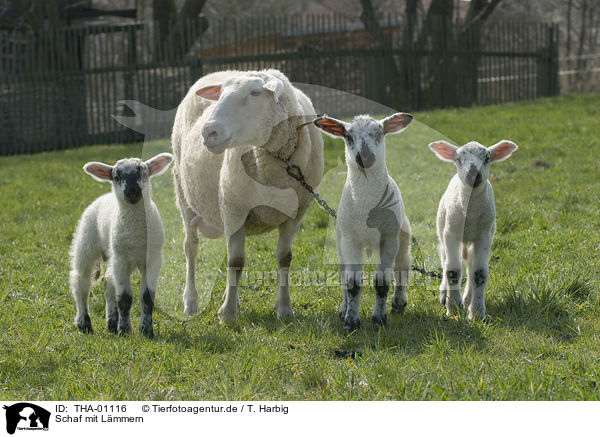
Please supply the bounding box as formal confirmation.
[1,94,599,400]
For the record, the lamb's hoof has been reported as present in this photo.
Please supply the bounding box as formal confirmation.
[343,317,360,333]
[106,317,118,334]
[371,313,387,327]
[77,314,93,334]
[439,294,446,306]
[338,311,345,321]
[468,307,485,321]
[276,306,294,320]
[391,301,407,314]
[118,322,132,336]
[139,325,155,339]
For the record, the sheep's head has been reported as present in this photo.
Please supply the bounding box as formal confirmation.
[83,153,173,204]
[195,71,287,154]
[428,140,518,188]
[313,113,412,174]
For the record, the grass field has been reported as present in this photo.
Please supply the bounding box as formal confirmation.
[1,94,599,400]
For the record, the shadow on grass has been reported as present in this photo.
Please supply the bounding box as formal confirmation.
[333,307,487,358]
[485,273,595,343]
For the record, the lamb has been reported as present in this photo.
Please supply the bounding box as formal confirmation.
[171,69,324,322]
[428,140,518,319]
[69,153,173,337]
[313,113,413,331]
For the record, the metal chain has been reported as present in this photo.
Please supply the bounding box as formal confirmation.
[279,121,445,281]
[410,264,444,279]
[283,159,337,219]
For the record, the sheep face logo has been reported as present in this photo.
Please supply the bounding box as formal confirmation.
[3,403,50,434]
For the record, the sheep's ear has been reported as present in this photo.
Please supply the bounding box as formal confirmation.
[83,162,113,182]
[488,140,518,162]
[382,113,413,135]
[263,78,284,103]
[428,141,458,163]
[195,84,222,101]
[146,153,173,177]
[313,115,347,138]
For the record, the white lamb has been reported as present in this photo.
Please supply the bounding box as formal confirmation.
[428,140,518,319]
[69,153,173,337]
[313,113,413,331]
[172,69,324,322]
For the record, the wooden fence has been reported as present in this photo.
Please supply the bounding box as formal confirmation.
[0,14,559,155]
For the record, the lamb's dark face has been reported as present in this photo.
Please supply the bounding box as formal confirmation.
[345,116,385,169]
[111,158,149,204]
[455,142,491,188]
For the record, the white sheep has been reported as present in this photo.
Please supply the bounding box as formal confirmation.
[428,140,518,319]
[69,153,173,337]
[171,69,324,322]
[313,113,413,331]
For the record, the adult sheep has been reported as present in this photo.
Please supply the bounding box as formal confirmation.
[172,69,324,322]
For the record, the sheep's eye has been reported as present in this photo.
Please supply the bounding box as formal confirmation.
[250,90,261,96]
[484,156,491,164]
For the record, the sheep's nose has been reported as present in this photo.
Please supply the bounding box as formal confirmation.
[356,150,375,169]
[466,167,482,187]
[125,186,142,203]
[202,121,230,147]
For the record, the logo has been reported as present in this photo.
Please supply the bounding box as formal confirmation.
[3,403,50,435]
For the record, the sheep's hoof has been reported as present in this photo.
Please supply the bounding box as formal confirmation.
[184,301,199,317]
[77,314,93,334]
[118,322,132,336]
[106,317,118,334]
[338,311,345,321]
[140,325,155,339]
[343,317,360,333]
[371,312,387,327]
[276,306,294,320]
[391,299,407,314]
[217,306,238,324]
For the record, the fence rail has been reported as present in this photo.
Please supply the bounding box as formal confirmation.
[0,14,559,155]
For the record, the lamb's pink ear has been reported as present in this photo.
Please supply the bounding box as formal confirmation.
[195,85,222,101]
[382,113,413,135]
[313,115,347,138]
[428,141,458,163]
[488,140,518,162]
[145,153,173,177]
[83,162,113,182]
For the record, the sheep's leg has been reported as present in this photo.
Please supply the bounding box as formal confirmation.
[112,261,133,335]
[468,237,491,320]
[274,219,300,319]
[438,243,447,306]
[372,234,399,327]
[392,219,411,314]
[104,266,118,333]
[175,173,200,316]
[337,231,348,320]
[462,244,474,311]
[339,236,363,332]
[442,234,463,315]
[139,251,162,338]
[70,265,94,333]
[218,226,245,323]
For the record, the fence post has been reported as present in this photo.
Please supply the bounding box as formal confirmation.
[548,23,560,96]
[538,23,560,97]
